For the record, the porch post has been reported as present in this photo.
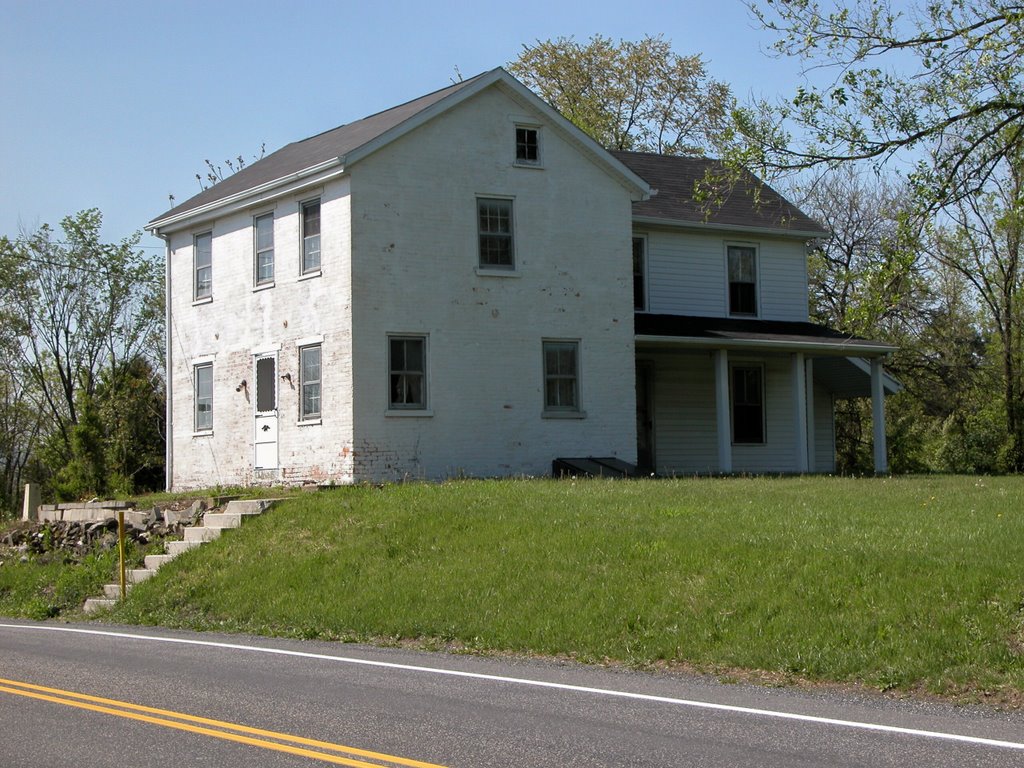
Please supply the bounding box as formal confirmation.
[792,353,808,473]
[714,350,732,473]
[871,357,888,474]
[805,358,815,472]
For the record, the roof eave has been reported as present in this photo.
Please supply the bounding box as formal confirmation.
[634,334,898,356]
[631,215,827,239]
[147,158,345,234]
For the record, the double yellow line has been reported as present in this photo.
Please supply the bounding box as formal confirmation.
[0,677,447,767]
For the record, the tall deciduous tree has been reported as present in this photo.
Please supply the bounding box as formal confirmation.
[734,1,1024,211]
[508,35,733,155]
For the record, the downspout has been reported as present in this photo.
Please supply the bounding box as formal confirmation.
[158,232,173,492]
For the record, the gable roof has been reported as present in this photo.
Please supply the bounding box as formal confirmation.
[611,151,827,238]
[149,69,651,233]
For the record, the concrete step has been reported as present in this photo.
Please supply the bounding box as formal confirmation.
[203,512,244,529]
[128,568,156,584]
[184,526,222,543]
[83,597,117,614]
[145,553,177,570]
[166,539,201,556]
[223,499,279,516]
[102,583,132,599]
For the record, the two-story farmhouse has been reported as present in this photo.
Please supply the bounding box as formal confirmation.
[148,67,897,490]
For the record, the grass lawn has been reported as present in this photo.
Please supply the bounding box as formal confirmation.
[99,476,1024,701]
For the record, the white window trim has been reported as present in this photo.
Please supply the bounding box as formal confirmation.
[541,338,585,418]
[725,241,760,318]
[254,212,275,287]
[193,361,214,435]
[633,234,649,313]
[298,343,322,423]
[513,123,543,168]
[476,195,516,272]
[729,361,766,445]
[193,231,213,302]
[386,333,430,414]
[300,197,322,276]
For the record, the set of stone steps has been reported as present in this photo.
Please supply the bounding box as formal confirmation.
[83,499,278,614]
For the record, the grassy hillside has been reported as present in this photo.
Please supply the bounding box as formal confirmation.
[111,476,1024,701]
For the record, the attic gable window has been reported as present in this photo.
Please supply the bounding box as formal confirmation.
[728,244,757,316]
[515,126,540,165]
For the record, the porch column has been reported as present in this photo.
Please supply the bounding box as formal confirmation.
[871,357,888,474]
[792,353,809,473]
[805,358,816,472]
[714,349,732,473]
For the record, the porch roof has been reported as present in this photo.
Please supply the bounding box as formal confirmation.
[634,313,898,356]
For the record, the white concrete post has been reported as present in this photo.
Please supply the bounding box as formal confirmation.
[871,357,888,474]
[21,483,40,522]
[792,353,808,473]
[805,358,815,472]
[714,349,732,474]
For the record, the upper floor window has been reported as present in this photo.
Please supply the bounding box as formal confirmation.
[301,200,321,274]
[194,363,213,432]
[478,198,514,269]
[515,126,540,165]
[732,364,764,444]
[728,245,757,316]
[254,213,275,286]
[194,232,212,300]
[299,344,321,421]
[389,335,427,410]
[633,237,647,311]
[543,340,580,413]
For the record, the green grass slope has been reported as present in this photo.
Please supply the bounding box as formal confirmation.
[112,476,1024,701]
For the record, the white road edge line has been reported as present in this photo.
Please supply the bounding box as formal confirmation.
[3,623,1022,751]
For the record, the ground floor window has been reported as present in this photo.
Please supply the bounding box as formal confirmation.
[194,363,213,431]
[389,335,426,409]
[732,364,764,443]
[299,344,321,420]
[543,340,580,412]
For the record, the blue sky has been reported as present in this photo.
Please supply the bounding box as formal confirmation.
[0,0,813,253]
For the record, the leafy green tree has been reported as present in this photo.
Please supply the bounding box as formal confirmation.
[508,34,733,155]
[735,1,1024,211]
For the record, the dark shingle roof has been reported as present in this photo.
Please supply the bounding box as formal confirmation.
[611,151,827,236]
[150,73,487,226]
[635,313,895,353]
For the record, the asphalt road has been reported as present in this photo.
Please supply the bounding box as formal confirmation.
[1,620,1022,767]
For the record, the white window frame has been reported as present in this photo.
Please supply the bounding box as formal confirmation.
[514,124,542,167]
[254,213,275,286]
[299,344,322,422]
[542,339,583,416]
[730,363,765,445]
[194,362,213,433]
[387,334,428,412]
[477,197,515,271]
[726,243,759,317]
[193,231,212,302]
[300,199,321,276]
[633,235,648,312]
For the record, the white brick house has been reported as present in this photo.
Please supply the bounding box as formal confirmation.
[148,68,896,489]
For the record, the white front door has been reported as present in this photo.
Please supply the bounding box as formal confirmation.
[253,353,279,470]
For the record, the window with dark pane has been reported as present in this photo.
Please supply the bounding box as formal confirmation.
[389,336,426,409]
[633,237,646,311]
[728,245,757,315]
[478,198,514,268]
[194,363,213,431]
[732,365,764,444]
[543,340,579,411]
[301,200,321,274]
[515,126,539,164]
[255,213,275,285]
[255,356,276,413]
[194,232,212,300]
[300,345,321,420]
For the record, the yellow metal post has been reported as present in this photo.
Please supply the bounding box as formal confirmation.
[117,510,126,600]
